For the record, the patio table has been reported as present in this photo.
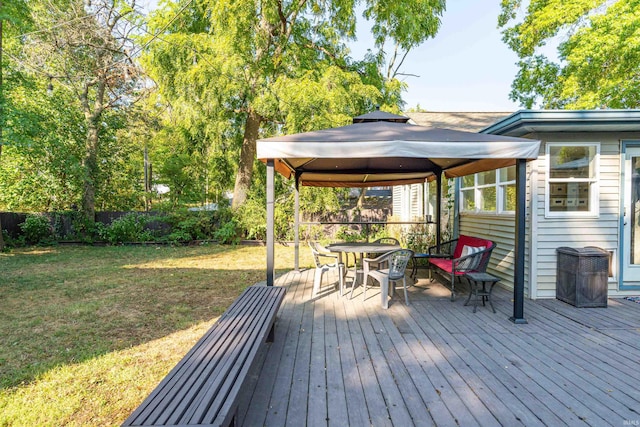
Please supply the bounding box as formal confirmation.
[326,242,401,298]
[464,271,500,313]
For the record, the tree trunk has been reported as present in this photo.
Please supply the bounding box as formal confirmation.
[232,110,261,209]
[82,118,99,222]
[0,10,5,250]
[357,188,367,208]
[80,77,105,223]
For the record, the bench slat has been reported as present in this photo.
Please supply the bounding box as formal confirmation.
[136,289,268,425]
[122,285,285,427]
[201,289,284,425]
[186,287,282,424]
[164,288,272,425]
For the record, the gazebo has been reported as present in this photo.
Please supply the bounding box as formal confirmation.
[257,111,541,323]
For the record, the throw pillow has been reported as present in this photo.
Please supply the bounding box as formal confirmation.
[457,245,486,270]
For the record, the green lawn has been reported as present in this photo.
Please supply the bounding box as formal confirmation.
[0,244,312,426]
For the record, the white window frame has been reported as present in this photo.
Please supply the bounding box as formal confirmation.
[545,142,600,218]
[460,167,516,214]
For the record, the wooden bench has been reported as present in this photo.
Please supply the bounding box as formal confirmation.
[122,285,286,427]
[428,235,496,301]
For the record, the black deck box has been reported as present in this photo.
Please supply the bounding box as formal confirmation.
[556,247,608,307]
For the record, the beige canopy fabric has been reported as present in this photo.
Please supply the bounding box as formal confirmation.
[259,118,539,323]
[257,121,540,187]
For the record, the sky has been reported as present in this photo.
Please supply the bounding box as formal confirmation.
[140,0,522,113]
[351,1,522,112]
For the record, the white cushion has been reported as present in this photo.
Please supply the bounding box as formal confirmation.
[458,245,486,270]
[461,245,485,256]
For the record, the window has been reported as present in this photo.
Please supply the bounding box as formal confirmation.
[460,166,516,213]
[546,143,599,217]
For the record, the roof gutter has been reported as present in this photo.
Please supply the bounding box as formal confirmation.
[481,109,640,137]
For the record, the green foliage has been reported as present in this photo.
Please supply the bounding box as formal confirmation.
[158,210,220,243]
[0,80,145,212]
[144,0,446,211]
[235,197,268,241]
[335,225,367,242]
[70,214,103,243]
[231,162,348,241]
[172,214,214,241]
[364,0,446,51]
[11,0,147,220]
[0,82,83,211]
[403,223,436,253]
[1,1,148,214]
[300,186,346,216]
[214,219,241,245]
[0,230,17,251]
[303,225,329,241]
[99,214,153,244]
[19,214,53,245]
[499,0,640,109]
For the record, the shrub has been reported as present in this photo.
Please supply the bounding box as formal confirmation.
[162,229,194,244]
[1,229,17,251]
[235,199,267,241]
[100,213,152,244]
[214,218,241,245]
[335,225,364,242]
[403,223,435,253]
[19,214,53,244]
[149,210,218,243]
[174,212,216,241]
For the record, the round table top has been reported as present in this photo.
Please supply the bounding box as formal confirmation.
[326,242,401,254]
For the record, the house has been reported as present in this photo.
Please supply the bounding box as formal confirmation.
[392,112,511,222]
[481,110,640,299]
[399,110,640,299]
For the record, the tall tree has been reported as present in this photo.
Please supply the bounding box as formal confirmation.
[1,0,4,250]
[1,0,5,250]
[0,0,31,249]
[499,0,640,109]
[144,0,445,209]
[18,0,145,221]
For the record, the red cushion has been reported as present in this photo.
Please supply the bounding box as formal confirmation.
[453,235,492,258]
[428,258,468,275]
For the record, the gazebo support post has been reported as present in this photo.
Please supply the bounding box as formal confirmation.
[453,177,460,239]
[510,158,527,323]
[294,180,300,272]
[267,159,275,286]
[436,172,442,249]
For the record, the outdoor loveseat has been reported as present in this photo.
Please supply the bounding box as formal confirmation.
[428,235,496,300]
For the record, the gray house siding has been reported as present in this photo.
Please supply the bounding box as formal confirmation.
[459,214,521,291]
[457,132,629,299]
[524,132,631,298]
[396,110,640,299]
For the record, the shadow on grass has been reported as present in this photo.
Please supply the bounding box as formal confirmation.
[0,244,306,389]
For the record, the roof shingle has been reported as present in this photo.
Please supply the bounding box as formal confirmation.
[405,111,512,132]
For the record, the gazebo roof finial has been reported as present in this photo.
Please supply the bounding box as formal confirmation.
[352,107,410,124]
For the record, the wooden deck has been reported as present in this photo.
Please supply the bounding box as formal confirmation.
[243,269,640,426]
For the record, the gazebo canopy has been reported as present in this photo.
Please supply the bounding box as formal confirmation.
[257,121,540,187]
[257,116,541,324]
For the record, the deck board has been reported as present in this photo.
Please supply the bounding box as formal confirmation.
[325,295,349,427]
[247,270,640,426]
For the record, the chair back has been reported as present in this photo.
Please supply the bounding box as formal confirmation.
[475,240,496,272]
[308,241,324,268]
[388,249,414,280]
[375,237,400,245]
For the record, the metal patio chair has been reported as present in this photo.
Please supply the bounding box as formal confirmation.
[362,249,414,309]
[309,241,343,297]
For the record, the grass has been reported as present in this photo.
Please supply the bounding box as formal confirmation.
[0,243,314,426]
